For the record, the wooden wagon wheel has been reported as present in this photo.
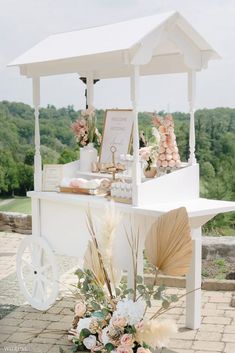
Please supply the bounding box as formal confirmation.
[16,236,59,310]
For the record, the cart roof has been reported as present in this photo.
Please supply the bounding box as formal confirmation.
[8,11,220,78]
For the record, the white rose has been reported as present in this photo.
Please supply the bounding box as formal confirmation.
[114,299,145,325]
[100,326,110,345]
[83,335,97,350]
[76,317,92,334]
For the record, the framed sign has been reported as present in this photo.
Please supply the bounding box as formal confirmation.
[99,109,133,164]
[42,164,64,191]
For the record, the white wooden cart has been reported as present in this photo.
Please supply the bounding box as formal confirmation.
[9,11,235,330]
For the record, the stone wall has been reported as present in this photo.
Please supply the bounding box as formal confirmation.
[0,212,234,260]
[0,212,32,235]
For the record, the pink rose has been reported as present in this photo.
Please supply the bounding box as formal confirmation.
[117,345,133,353]
[135,321,144,331]
[137,348,151,353]
[159,154,165,161]
[112,317,127,328]
[120,334,133,346]
[74,302,86,317]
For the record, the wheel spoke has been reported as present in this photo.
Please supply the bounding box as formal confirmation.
[21,258,33,269]
[40,263,52,274]
[22,271,34,283]
[37,278,45,299]
[30,242,42,267]
[39,274,52,287]
[17,237,58,310]
[32,279,38,297]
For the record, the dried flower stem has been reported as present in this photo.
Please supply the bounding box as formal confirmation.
[125,222,140,301]
[150,286,201,320]
[86,208,114,299]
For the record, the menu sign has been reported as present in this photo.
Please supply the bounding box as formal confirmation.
[99,110,133,164]
[42,164,63,191]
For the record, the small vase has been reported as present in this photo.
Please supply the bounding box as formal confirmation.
[144,166,157,178]
[79,143,98,172]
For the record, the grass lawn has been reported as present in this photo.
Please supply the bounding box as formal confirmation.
[0,197,31,214]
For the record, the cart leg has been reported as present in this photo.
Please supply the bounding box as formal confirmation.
[31,198,41,237]
[186,227,202,329]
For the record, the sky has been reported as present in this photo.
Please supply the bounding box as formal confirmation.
[0,0,235,112]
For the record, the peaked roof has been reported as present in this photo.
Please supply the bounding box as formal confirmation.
[9,11,220,79]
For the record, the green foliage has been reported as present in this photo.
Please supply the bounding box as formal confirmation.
[0,101,234,234]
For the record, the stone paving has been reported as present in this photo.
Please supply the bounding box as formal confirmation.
[0,232,235,353]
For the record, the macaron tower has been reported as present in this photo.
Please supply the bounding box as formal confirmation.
[152,114,181,170]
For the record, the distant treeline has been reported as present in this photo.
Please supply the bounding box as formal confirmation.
[0,101,234,234]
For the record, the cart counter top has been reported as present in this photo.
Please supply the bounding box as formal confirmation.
[27,191,235,221]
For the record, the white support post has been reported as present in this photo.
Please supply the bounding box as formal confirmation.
[32,77,42,192]
[186,227,202,329]
[131,65,141,206]
[86,74,94,109]
[188,70,197,165]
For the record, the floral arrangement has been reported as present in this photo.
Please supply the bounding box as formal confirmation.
[71,107,102,148]
[152,114,181,169]
[67,205,179,353]
[139,127,159,171]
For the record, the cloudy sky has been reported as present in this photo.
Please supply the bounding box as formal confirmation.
[0,0,235,112]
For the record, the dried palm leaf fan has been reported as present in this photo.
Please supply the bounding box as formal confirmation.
[145,207,192,276]
[83,240,105,285]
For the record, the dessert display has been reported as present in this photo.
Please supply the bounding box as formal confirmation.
[152,114,181,170]
[59,177,111,195]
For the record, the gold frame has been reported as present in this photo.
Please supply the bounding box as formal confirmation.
[42,164,64,191]
[99,109,133,163]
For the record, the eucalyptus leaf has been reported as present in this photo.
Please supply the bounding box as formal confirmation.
[79,328,91,340]
[115,287,121,296]
[91,301,101,310]
[171,294,179,302]
[105,343,115,352]
[136,275,143,283]
[75,269,84,279]
[162,300,170,309]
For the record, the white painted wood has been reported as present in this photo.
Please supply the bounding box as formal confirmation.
[167,25,201,70]
[32,77,42,191]
[9,12,220,79]
[186,228,202,329]
[31,197,41,237]
[18,53,213,79]
[86,74,94,108]
[138,164,199,206]
[188,70,197,165]
[26,191,235,329]
[131,65,141,206]
[17,235,58,310]
[27,191,235,221]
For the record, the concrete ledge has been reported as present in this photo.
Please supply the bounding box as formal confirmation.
[0,212,32,234]
[202,236,235,260]
[144,274,235,291]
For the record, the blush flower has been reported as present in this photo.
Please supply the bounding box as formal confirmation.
[83,335,97,350]
[74,302,86,317]
[112,317,127,328]
[137,348,151,353]
[117,345,133,353]
[120,334,133,346]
